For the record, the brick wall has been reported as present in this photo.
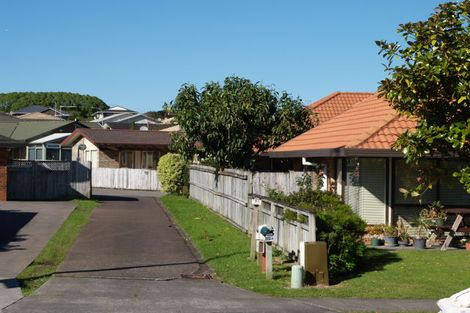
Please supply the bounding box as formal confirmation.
[0,149,9,201]
[99,149,119,168]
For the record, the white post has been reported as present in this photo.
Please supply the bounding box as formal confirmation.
[308,212,316,242]
[266,242,273,280]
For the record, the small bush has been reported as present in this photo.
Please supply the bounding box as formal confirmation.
[157,153,187,193]
[269,188,367,278]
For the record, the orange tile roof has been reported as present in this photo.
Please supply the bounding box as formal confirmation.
[307,92,375,125]
[270,94,416,156]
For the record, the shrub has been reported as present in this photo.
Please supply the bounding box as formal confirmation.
[157,153,187,193]
[269,188,367,278]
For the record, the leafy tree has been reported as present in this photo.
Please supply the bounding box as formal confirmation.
[0,92,109,119]
[170,76,314,169]
[376,0,470,193]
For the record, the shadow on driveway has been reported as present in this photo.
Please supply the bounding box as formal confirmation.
[0,210,36,252]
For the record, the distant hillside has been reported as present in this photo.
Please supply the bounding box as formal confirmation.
[0,92,109,119]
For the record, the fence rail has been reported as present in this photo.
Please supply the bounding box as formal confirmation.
[92,167,161,191]
[189,164,316,255]
[8,160,91,200]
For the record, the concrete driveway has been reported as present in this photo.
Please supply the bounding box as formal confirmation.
[0,201,76,309]
[2,189,438,313]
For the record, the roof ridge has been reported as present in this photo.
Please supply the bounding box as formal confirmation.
[307,92,341,109]
[307,91,376,109]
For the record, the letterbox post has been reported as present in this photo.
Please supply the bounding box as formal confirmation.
[266,241,273,280]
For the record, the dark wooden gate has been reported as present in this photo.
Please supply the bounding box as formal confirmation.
[7,161,91,200]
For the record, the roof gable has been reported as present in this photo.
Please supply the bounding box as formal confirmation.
[61,128,171,147]
[270,94,416,156]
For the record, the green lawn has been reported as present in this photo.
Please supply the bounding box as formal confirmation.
[161,194,470,299]
[17,199,99,295]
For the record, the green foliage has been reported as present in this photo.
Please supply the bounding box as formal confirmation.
[0,92,108,119]
[269,189,367,278]
[163,194,470,299]
[170,76,314,169]
[376,1,470,193]
[157,153,187,193]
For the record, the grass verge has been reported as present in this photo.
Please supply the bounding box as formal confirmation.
[161,194,470,299]
[17,199,99,295]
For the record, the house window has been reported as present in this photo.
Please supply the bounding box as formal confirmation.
[28,145,44,160]
[46,144,60,160]
[142,151,154,169]
[61,149,72,161]
[121,151,135,168]
[393,159,470,206]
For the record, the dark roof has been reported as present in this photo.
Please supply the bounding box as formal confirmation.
[0,120,86,142]
[105,123,172,131]
[78,121,105,129]
[12,105,49,114]
[12,105,70,117]
[0,113,19,122]
[0,134,24,148]
[61,128,171,148]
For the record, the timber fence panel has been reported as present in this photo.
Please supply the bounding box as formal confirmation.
[252,171,307,196]
[92,167,161,190]
[189,164,317,256]
[7,161,91,200]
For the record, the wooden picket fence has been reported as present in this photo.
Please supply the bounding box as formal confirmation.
[92,167,162,191]
[189,164,316,255]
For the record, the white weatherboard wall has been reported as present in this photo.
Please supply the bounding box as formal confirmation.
[92,167,161,190]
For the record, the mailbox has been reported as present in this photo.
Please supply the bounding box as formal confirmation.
[256,224,274,242]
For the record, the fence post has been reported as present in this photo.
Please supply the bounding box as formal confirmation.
[250,198,259,261]
[308,212,316,241]
[32,161,37,200]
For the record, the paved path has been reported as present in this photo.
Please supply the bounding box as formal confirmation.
[0,201,75,309]
[2,189,439,312]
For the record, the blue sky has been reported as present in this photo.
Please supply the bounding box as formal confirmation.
[0,1,444,112]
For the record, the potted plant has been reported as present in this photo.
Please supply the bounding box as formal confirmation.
[367,224,384,246]
[383,225,398,247]
[419,201,447,227]
[396,219,411,247]
[461,235,470,251]
[411,217,430,249]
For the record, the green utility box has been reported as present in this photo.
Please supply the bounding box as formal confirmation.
[300,241,329,285]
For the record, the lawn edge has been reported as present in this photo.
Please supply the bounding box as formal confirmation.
[16,199,99,296]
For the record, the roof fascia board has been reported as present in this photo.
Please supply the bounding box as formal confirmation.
[268,148,405,158]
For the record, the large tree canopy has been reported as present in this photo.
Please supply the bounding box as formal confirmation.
[171,76,314,169]
[377,0,470,192]
[0,92,109,119]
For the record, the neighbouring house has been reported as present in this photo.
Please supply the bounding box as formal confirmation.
[268,93,470,225]
[90,106,166,130]
[17,112,64,121]
[0,120,87,160]
[27,133,72,161]
[91,106,135,120]
[11,105,70,120]
[61,128,171,169]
